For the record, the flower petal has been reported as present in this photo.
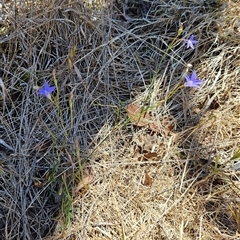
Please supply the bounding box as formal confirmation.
[189,42,194,49]
[191,71,197,81]
[184,74,191,82]
[38,88,47,95]
[48,86,56,92]
[190,35,195,40]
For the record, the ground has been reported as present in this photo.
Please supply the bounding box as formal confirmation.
[1,0,240,239]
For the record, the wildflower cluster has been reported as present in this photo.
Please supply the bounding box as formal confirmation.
[184,35,203,88]
[37,35,203,100]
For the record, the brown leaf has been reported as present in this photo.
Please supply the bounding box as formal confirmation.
[75,174,94,193]
[127,104,151,127]
[209,99,220,110]
[162,118,174,136]
[143,152,158,160]
[143,134,158,152]
[132,145,143,161]
[143,171,152,186]
[148,122,160,132]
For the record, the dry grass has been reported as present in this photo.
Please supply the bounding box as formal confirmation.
[1,0,240,239]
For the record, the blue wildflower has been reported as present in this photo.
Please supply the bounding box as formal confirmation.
[38,82,56,99]
[184,71,203,88]
[185,35,198,49]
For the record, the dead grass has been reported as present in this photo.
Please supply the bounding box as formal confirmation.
[1,0,240,239]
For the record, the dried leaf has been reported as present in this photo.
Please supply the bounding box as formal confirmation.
[127,104,151,126]
[33,178,47,188]
[142,134,158,152]
[74,64,83,81]
[162,118,174,136]
[148,122,160,132]
[143,152,158,160]
[209,99,220,110]
[68,58,73,72]
[143,171,152,186]
[68,45,76,72]
[75,174,94,193]
[132,145,143,160]
[69,45,76,60]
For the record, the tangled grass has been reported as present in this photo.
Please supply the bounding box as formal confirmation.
[1,0,240,239]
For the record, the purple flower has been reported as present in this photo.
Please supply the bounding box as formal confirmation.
[185,35,198,49]
[184,71,203,88]
[38,82,56,99]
